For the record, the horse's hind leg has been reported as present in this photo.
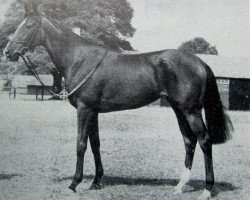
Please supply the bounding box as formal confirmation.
[185,110,213,200]
[173,135,197,194]
[88,113,104,190]
[172,108,197,194]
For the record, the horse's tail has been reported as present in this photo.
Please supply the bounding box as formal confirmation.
[203,64,233,144]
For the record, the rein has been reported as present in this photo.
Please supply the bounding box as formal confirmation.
[20,50,108,98]
[20,54,61,97]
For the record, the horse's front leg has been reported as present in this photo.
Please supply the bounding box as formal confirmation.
[88,113,104,190]
[68,102,92,192]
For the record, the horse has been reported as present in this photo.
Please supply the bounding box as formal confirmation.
[4,1,233,199]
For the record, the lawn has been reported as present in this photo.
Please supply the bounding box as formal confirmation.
[0,99,249,199]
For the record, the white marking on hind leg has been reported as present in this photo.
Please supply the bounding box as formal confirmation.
[173,167,191,194]
[197,189,211,200]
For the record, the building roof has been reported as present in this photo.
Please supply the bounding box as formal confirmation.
[197,54,250,79]
[12,75,53,88]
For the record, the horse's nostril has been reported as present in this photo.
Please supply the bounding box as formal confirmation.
[21,47,28,55]
[11,52,19,61]
[4,49,10,56]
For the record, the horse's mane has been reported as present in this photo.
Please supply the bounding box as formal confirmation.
[48,18,113,50]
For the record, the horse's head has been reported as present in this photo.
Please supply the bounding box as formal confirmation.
[4,0,43,61]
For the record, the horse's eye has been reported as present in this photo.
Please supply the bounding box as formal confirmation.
[25,20,36,28]
[25,23,34,28]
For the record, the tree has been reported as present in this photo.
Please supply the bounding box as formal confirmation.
[178,37,218,55]
[0,58,21,89]
[0,0,135,52]
[0,0,135,75]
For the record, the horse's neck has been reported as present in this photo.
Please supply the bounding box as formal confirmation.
[44,35,85,75]
[42,21,89,77]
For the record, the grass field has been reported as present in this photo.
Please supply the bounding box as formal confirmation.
[0,99,249,200]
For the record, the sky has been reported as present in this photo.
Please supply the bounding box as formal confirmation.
[128,0,250,58]
[0,0,249,58]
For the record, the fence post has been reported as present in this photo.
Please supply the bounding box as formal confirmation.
[36,88,38,100]
[41,87,44,101]
[9,87,11,99]
[13,87,16,99]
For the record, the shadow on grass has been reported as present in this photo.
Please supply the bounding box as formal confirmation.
[54,175,240,197]
[53,175,178,186]
[185,180,240,197]
[0,173,23,180]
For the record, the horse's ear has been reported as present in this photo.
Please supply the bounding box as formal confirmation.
[24,0,39,17]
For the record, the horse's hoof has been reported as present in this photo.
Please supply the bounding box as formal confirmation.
[68,182,77,193]
[197,189,211,200]
[172,186,182,195]
[89,183,102,190]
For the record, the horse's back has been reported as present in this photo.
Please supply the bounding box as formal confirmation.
[79,49,209,112]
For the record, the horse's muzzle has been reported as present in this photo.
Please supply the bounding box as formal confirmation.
[4,48,21,61]
[3,49,11,58]
[11,52,20,61]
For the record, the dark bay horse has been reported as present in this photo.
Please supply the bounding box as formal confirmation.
[4,1,233,199]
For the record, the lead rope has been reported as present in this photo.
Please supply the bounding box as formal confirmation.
[20,54,61,97]
[19,49,108,98]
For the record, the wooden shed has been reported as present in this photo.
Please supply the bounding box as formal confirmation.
[198,55,250,110]
[11,75,53,100]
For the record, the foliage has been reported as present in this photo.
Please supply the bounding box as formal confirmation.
[178,37,218,55]
[0,1,24,52]
[37,0,135,50]
[0,56,22,87]
[0,0,135,75]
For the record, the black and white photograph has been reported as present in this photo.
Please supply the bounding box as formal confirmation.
[0,0,249,199]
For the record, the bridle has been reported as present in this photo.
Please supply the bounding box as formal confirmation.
[8,18,62,97]
[8,18,109,98]
[8,18,42,55]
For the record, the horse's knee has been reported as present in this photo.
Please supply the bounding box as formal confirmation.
[77,143,87,156]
